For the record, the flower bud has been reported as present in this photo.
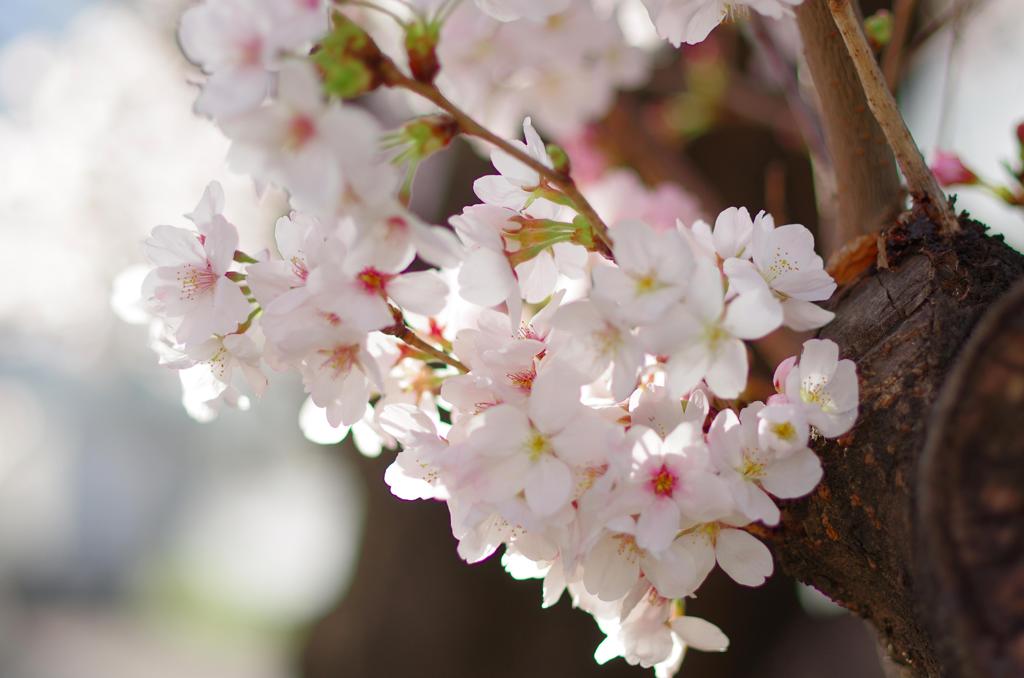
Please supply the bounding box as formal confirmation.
[772,356,796,394]
[545,143,571,176]
[931,150,977,187]
[312,11,385,99]
[863,10,893,50]
[405,20,441,83]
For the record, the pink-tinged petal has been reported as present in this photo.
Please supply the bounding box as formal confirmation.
[704,338,747,399]
[670,617,729,652]
[388,270,449,316]
[825,359,859,413]
[186,181,225,229]
[782,299,835,331]
[636,498,682,554]
[449,204,510,251]
[467,403,532,456]
[144,225,206,266]
[472,175,528,210]
[674,531,716,588]
[810,407,858,439]
[687,260,725,323]
[212,278,252,334]
[610,220,660,273]
[515,250,558,304]
[712,207,753,259]
[774,268,836,302]
[716,528,773,586]
[195,67,271,119]
[643,539,699,598]
[528,364,581,435]
[204,215,241,275]
[411,223,463,269]
[798,338,840,381]
[762,447,823,498]
[722,257,767,296]
[524,455,572,516]
[741,483,780,526]
[582,534,641,601]
[611,342,644,403]
[665,344,712,399]
[474,452,532,504]
[277,61,322,112]
[722,289,783,340]
[639,304,701,356]
[550,413,617,467]
[458,248,516,308]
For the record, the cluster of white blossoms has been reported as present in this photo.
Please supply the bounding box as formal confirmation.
[475,0,804,46]
[129,0,859,675]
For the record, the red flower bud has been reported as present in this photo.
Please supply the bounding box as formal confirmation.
[931,150,977,187]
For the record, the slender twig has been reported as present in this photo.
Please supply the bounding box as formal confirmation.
[383,307,468,373]
[881,0,917,89]
[379,58,615,255]
[827,0,959,235]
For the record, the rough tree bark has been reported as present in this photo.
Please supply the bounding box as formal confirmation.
[759,212,1024,677]
[766,4,1024,676]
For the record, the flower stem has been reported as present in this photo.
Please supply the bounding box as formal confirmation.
[827,0,959,235]
[379,58,615,255]
[383,306,468,373]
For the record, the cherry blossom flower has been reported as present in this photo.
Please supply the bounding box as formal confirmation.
[642,259,782,399]
[640,0,804,47]
[457,363,618,518]
[379,403,451,501]
[142,208,251,346]
[612,424,732,553]
[593,220,693,325]
[723,217,837,330]
[178,0,277,118]
[473,117,553,211]
[178,331,268,421]
[550,298,646,402]
[474,0,572,22]
[593,593,728,675]
[781,338,859,437]
[676,523,774,587]
[707,405,821,527]
[223,61,382,213]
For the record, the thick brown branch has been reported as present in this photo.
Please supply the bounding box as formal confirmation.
[761,212,1024,676]
[795,1,903,255]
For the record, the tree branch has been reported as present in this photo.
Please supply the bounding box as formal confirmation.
[827,0,959,235]
[795,0,903,255]
[379,58,614,256]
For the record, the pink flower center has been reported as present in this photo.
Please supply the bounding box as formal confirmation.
[177,263,218,300]
[319,311,342,327]
[507,365,537,391]
[649,464,678,497]
[319,344,359,376]
[357,267,393,294]
[239,36,264,67]
[290,256,309,283]
[287,114,317,150]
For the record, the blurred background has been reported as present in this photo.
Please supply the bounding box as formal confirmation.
[0,1,1021,677]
